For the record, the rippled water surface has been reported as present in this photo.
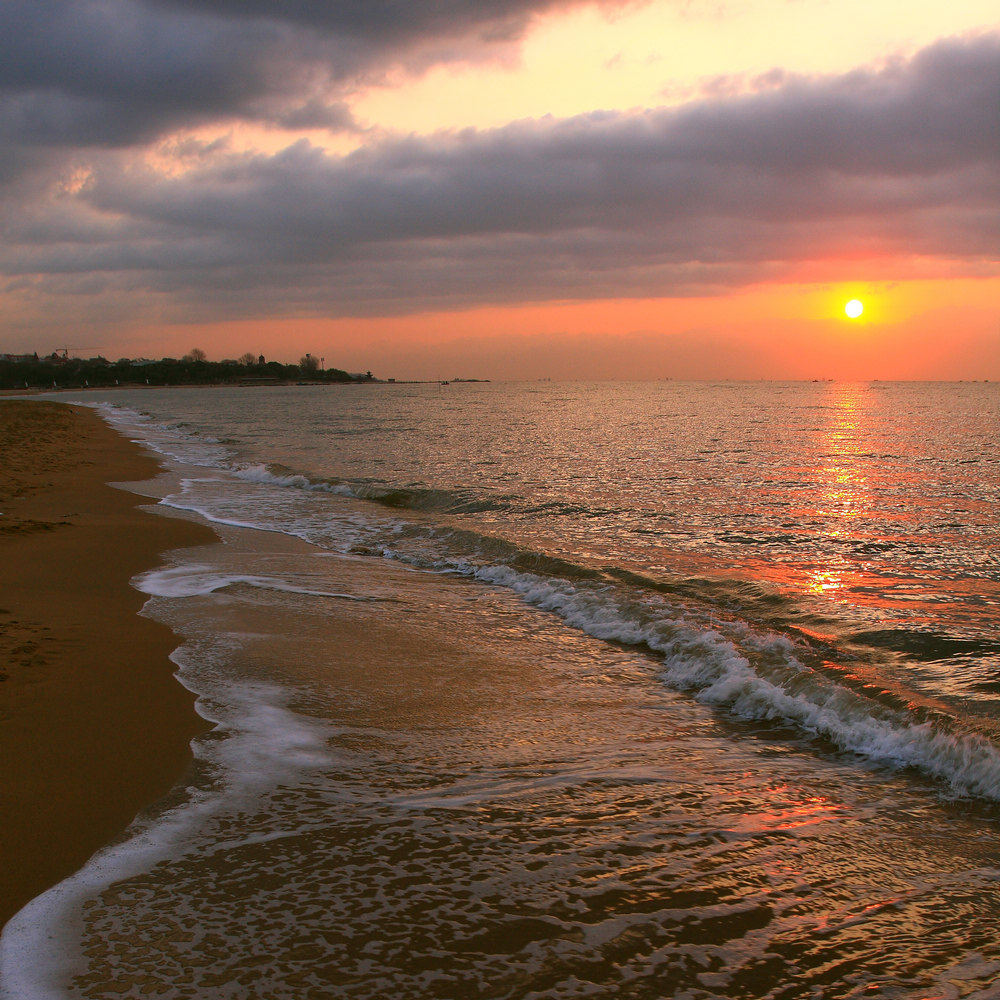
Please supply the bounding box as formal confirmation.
[116,381,1000,633]
[112,380,1000,701]
[4,380,1000,999]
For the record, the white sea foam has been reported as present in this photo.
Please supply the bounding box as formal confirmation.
[135,565,375,602]
[157,498,283,534]
[233,463,356,497]
[0,630,339,1000]
[157,494,377,557]
[234,463,313,488]
[94,402,232,469]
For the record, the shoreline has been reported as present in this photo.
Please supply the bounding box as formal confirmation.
[0,400,216,929]
[0,377,488,395]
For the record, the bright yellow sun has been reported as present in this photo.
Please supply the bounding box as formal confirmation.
[845,299,864,319]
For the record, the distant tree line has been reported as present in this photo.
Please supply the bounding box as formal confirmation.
[0,351,370,390]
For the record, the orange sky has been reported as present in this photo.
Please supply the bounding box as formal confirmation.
[111,275,1000,382]
[1,0,997,379]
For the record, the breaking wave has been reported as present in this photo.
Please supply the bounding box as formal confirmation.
[464,564,1000,801]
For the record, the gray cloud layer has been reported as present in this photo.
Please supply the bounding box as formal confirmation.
[0,0,580,155]
[1,6,997,326]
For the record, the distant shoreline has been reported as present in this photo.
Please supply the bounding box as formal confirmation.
[0,378,491,395]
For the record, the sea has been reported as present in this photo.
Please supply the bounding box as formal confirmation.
[3,379,1000,999]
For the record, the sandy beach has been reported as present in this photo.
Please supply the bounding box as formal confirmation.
[0,399,215,929]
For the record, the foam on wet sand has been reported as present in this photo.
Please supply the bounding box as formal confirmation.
[0,399,215,928]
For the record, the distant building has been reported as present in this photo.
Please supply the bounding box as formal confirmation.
[0,353,39,363]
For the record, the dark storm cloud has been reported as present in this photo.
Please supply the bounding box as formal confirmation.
[0,0,585,154]
[145,0,574,44]
[0,0,281,147]
[2,32,998,323]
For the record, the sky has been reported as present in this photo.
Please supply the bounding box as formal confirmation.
[1,0,998,381]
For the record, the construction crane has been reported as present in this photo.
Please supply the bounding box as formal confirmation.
[53,346,93,358]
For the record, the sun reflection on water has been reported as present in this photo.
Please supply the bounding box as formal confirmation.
[806,384,874,598]
[808,565,848,596]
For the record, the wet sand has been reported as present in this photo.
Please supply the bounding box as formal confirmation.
[0,400,215,928]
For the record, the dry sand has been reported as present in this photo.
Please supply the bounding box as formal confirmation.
[0,399,215,929]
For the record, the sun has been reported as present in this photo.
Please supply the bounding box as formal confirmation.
[844,299,864,319]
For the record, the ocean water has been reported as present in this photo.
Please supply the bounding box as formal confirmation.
[4,380,1000,999]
